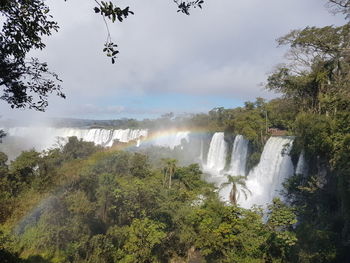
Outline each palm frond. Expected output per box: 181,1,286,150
222,174,252,205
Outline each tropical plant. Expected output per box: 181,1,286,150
221,175,251,205
161,158,178,189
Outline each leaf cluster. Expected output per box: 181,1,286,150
174,0,204,15
94,2,134,23
0,0,65,111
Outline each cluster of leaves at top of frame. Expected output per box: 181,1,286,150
0,0,59,58
93,1,134,23
92,1,205,63
93,1,134,64
175,0,204,15
328,0,350,18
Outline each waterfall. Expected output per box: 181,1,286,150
106,129,148,147
205,132,227,174
228,135,249,176
199,138,204,162
296,151,308,176
238,136,294,209
84,129,113,145
218,135,248,203
6,127,148,150
147,131,190,149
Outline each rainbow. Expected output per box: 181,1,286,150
13,127,216,231
108,127,215,151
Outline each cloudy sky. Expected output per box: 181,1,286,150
0,0,345,121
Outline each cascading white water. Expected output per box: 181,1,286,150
199,138,204,162
296,151,308,176
229,135,249,176
238,136,295,209
5,127,148,151
106,129,148,147
219,135,249,202
204,132,227,174
146,131,190,149
84,129,113,145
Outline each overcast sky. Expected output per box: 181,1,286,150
0,0,345,121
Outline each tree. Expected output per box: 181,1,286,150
8,149,40,194
96,173,118,224
0,130,6,142
174,163,203,191
265,198,297,262
130,153,151,178
266,24,350,114
62,136,100,160
327,0,350,18
121,218,166,263
162,158,178,189
0,152,10,223
191,203,268,262
0,152,8,175
92,0,204,64
220,175,251,205
0,0,65,111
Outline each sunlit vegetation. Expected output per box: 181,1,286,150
0,139,297,262
1,0,350,262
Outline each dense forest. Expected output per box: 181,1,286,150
0,138,298,263
1,0,350,263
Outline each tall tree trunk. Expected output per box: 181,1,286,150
168,167,172,189
230,185,237,205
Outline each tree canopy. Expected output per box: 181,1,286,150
0,0,64,111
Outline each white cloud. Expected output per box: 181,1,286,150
1,0,345,119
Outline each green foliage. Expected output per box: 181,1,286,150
0,151,9,176
266,98,298,130
0,144,300,263
94,2,134,23
0,0,64,111
221,175,251,205
266,198,297,261
190,202,268,262
161,158,177,189
130,153,152,178
0,153,10,222
293,113,334,157
2,1,350,262
62,136,101,161
266,16,350,262
7,150,40,194
327,0,350,18
174,0,204,15
93,0,134,64
120,218,166,263
174,163,205,191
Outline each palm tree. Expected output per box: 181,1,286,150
161,158,177,189
221,175,251,205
